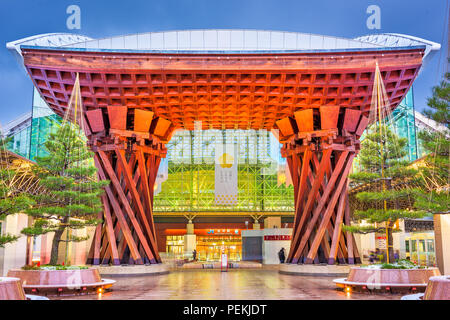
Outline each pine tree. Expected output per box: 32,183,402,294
345,125,425,263
21,123,108,265
356,124,409,173
414,71,449,214
0,139,35,247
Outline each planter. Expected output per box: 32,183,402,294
7,267,115,295
0,277,26,300
279,263,352,276
347,267,440,285
333,267,441,293
423,276,450,300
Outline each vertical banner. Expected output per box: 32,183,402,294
215,143,238,205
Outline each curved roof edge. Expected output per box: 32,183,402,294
19,43,426,56
6,33,93,70
355,33,441,67
8,30,440,71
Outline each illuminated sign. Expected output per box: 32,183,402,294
166,228,242,236
207,229,240,235
264,235,291,241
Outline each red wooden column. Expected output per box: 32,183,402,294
85,107,173,265
275,106,367,265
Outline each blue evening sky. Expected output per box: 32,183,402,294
0,0,448,125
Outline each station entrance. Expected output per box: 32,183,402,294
166,229,243,262
196,235,242,262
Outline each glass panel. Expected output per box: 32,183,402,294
6,123,31,158
30,88,62,161
427,239,435,253
405,240,410,252
230,30,244,48
163,31,177,49
204,30,218,49
419,240,426,252
411,240,417,252
385,89,418,161
428,253,436,266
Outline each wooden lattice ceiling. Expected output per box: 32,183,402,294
22,47,424,132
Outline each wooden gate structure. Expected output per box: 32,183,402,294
85,107,173,264
18,43,424,265
275,108,367,264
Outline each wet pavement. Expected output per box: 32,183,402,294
53,267,404,300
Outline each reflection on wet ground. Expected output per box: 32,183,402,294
53,268,403,300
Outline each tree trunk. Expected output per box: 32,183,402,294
49,228,64,265
387,225,395,263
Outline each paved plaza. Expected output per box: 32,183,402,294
53,267,403,300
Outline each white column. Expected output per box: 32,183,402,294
398,220,406,259
434,214,450,275
184,222,196,259
1,213,29,275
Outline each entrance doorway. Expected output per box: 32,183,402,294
166,235,185,259
196,235,241,261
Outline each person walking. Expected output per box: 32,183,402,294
192,249,197,261
278,248,286,264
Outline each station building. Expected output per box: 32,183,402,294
1,30,444,271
